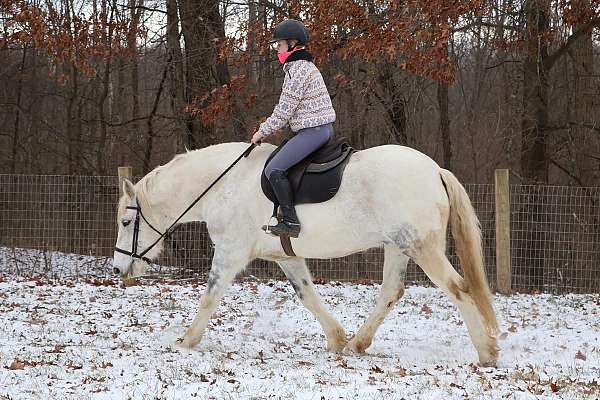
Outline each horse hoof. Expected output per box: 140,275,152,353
346,336,370,354
327,338,347,353
176,337,198,349
479,359,497,368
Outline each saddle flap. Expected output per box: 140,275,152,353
261,135,354,205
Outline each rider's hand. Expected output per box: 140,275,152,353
251,131,264,145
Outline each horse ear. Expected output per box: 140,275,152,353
122,179,135,199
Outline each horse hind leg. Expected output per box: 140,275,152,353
414,247,499,366
347,244,408,354
277,257,347,353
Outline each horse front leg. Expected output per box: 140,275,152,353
277,257,347,352
178,248,249,348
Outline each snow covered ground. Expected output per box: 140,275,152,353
0,247,175,280
0,247,112,280
1,274,598,399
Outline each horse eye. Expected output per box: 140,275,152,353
122,219,131,227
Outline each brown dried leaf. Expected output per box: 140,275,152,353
298,360,313,367
336,356,353,370
46,345,65,354
121,278,140,288
575,351,586,361
248,282,258,294
28,318,48,326
257,350,265,363
8,359,26,370
421,304,433,315
371,365,383,373
67,361,82,370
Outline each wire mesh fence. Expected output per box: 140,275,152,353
0,174,598,293
0,175,117,279
510,185,600,293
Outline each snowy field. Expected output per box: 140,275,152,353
1,270,599,400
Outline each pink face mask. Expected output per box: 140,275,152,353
278,48,302,64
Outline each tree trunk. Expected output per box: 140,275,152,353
129,0,142,157
95,0,111,175
376,65,407,145
65,63,80,174
178,0,230,148
26,48,40,173
11,46,27,173
571,0,597,186
257,0,268,91
247,0,259,86
389,94,407,145
166,0,188,152
437,82,451,169
144,62,169,173
520,0,550,184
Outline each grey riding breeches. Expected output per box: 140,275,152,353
264,123,334,180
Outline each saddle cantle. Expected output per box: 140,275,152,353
261,136,354,205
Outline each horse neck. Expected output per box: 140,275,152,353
141,143,254,227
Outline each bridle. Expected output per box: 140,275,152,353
114,142,259,265
114,199,164,264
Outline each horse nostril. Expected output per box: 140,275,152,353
113,267,120,275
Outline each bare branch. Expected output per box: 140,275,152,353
454,21,520,33
546,17,600,70
117,3,167,15
549,158,584,186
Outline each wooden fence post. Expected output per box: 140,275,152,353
495,169,512,294
118,166,133,197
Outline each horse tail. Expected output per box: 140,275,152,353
439,169,499,334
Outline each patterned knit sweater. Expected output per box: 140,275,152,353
258,59,336,137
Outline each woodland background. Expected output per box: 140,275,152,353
1,0,599,185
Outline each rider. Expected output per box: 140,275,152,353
251,19,336,238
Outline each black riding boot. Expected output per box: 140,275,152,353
264,170,301,238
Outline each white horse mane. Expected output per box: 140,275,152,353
138,142,242,197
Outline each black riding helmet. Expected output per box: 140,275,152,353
270,19,310,48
